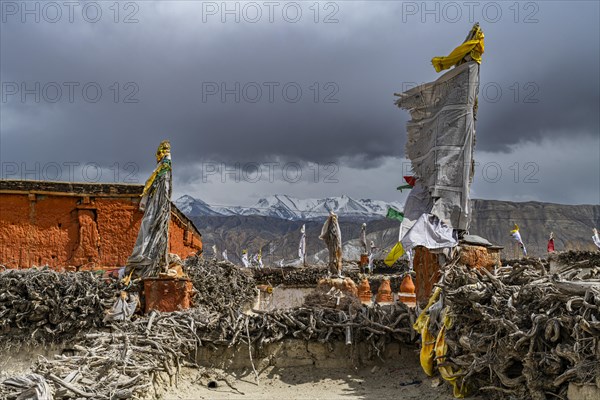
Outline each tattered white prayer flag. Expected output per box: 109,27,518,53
257,250,263,269
593,228,600,250
510,224,527,256
395,61,480,230
298,224,306,264
360,223,368,255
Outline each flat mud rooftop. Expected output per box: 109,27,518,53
1,252,599,399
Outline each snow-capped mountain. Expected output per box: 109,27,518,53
175,195,224,217
175,194,403,221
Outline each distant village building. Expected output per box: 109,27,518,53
0,180,202,270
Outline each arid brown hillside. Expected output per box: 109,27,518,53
192,199,600,263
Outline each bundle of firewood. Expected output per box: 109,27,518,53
183,256,256,313
1,302,416,399
252,266,329,286
0,268,120,346
252,265,410,293
436,259,600,399
1,258,419,399
0,256,256,346
303,277,361,310
371,258,409,272
555,250,600,272
0,307,216,400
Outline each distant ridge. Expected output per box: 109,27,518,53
179,195,600,261
176,194,404,221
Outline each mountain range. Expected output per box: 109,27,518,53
177,195,600,263
175,194,404,221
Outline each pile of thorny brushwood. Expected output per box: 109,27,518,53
252,261,411,293
0,257,415,399
4,250,598,400
424,253,600,399
183,256,256,313
0,268,120,344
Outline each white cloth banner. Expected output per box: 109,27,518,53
593,229,600,249
511,230,527,256
298,224,306,262
396,61,479,230
360,223,368,254
401,213,457,253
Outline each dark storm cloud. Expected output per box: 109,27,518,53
1,1,598,204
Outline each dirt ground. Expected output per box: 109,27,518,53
162,364,462,400
1,346,470,400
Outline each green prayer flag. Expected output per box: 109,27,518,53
386,207,404,222
396,184,413,192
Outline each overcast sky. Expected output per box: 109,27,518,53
1,1,598,207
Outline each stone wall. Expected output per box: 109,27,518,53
196,339,411,370
254,287,314,312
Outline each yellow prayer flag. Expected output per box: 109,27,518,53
383,241,404,266
431,24,484,73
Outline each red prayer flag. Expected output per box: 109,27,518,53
547,238,555,253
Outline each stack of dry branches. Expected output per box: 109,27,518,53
183,256,256,313
0,268,120,346
1,302,415,399
0,307,216,399
252,266,409,293
437,259,600,399
0,256,256,347
252,266,329,286
1,258,417,399
303,284,362,310
555,250,600,273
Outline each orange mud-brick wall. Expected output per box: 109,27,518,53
0,180,202,270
